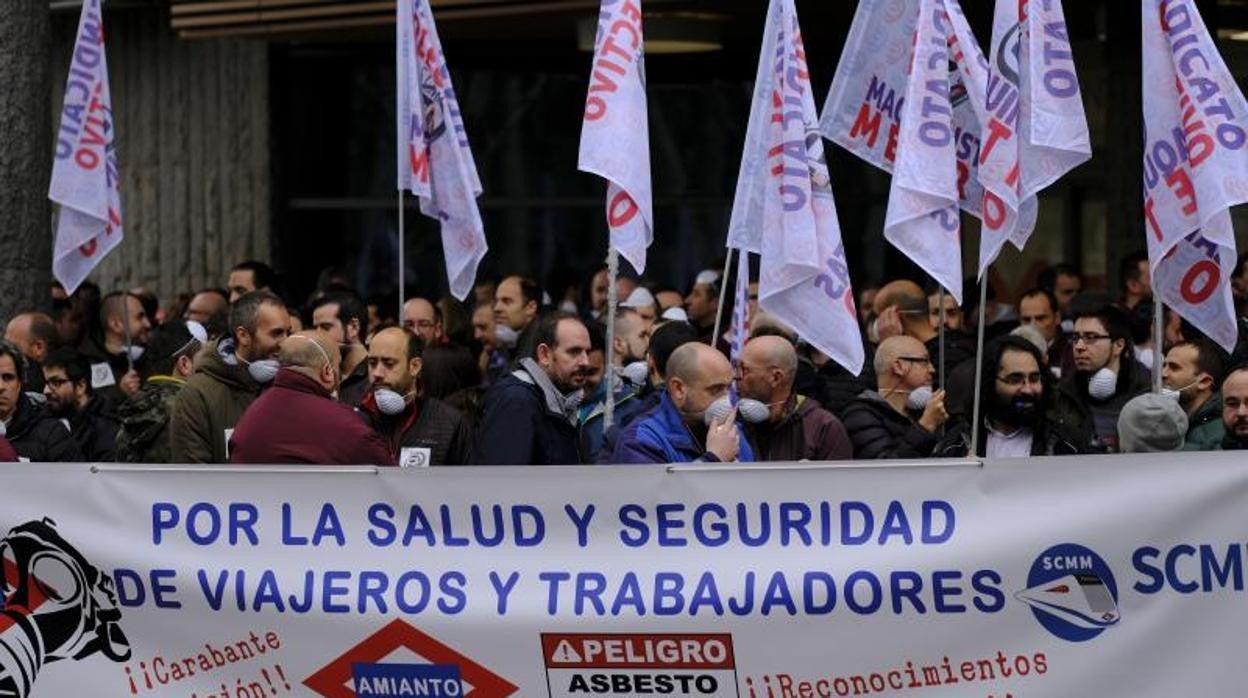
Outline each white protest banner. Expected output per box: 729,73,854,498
726,0,863,375
1141,0,1246,351
397,0,487,301
578,0,653,274
5,454,1248,696
977,0,1091,276
48,0,122,295
821,0,987,220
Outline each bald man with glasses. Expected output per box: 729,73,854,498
842,336,948,459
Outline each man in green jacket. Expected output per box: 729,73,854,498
169,291,289,463
117,320,204,463
1162,339,1226,451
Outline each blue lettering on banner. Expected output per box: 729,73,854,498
352,663,463,697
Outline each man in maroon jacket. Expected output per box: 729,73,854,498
229,332,392,465
737,335,853,462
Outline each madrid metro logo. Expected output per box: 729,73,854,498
1016,543,1120,643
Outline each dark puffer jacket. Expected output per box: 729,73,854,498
6,393,81,462
841,390,939,459
357,392,473,466
473,360,582,465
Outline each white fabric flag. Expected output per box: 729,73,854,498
726,0,864,375
883,0,966,303
1141,0,1246,351
397,0,487,300
578,0,653,274
976,0,1091,276
821,0,987,219
48,0,122,296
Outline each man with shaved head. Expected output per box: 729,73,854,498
737,336,851,462
841,335,948,459
357,327,472,466
5,312,58,392
229,331,391,465
870,279,973,387
612,342,754,463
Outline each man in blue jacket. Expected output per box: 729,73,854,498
612,342,753,464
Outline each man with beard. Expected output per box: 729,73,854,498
684,270,722,346
737,336,851,462
577,312,651,458
474,313,591,464
612,341,753,464
357,327,472,466
310,292,370,406
937,336,1086,457
80,291,151,402
1054,302,1150,452
1220,367,1248,450
170,290,290,463
42,348,120,462
1162,339,1226,451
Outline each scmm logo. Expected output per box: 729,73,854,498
1016,543,1120,643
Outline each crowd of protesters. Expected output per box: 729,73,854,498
4,251,1248,466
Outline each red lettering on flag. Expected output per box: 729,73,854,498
408,143,430,184
607,190,639,227
1144,197,1165,242
1181,259,1220,304
1165,168,1198,215
849,103,883,148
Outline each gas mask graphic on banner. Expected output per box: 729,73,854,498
0,518,131,697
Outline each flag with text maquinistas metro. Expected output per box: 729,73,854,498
48,0,122,296
881,0,987,304
820,0,988,224
976,0,1091,277
578,0,653,275
396,0,487,301
1141,0,1246,351
726,0,863,375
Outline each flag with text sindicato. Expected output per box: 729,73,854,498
726,0,863,375
397,0,487,300
976,0,1091,277
48,0,122,295
578,0,653,274
882,0,979,304
1141,0,1247,351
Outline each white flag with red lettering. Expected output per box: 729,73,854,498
977,0,1091,276
1141,0,1245,350
883,0,969,303
578,0,653,274
821,0,987,220
726,0,863,374
397,0,487,300
48,0,122,295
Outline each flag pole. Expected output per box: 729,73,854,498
1153,298,1164,393
711,248,736,343
121,292,134,373
969,278,988,458
398,191,406,323
604,246,619,429
938,286,947,390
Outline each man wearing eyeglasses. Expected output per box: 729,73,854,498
403,297,445,347
1054,303,1150,453
842,336,948,459
937,337,1086,458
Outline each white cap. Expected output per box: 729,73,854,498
621,287,656,309
661,307,689,322
695,270,721,287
